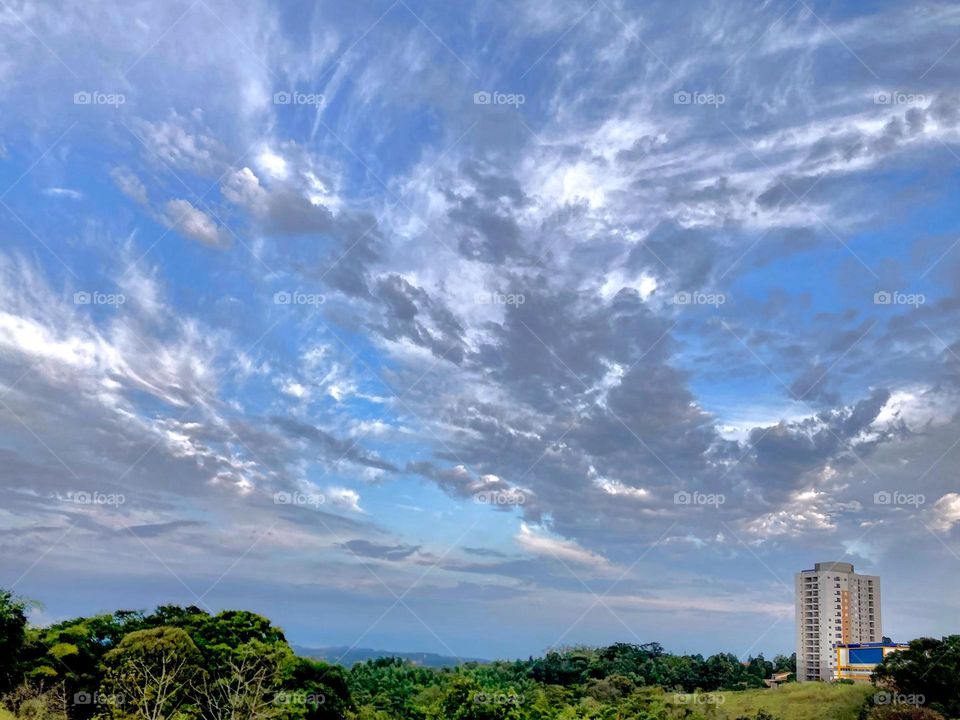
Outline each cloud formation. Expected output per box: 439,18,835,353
0,0,959,659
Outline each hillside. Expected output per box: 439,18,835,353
293,644,488,667
711,683,875,720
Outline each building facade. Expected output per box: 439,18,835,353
835,642,907,682
795,561,882,682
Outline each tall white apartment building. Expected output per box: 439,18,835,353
795,561,882,681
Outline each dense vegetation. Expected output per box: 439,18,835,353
0,590,350,720
1,590,956,720
871,636,960,719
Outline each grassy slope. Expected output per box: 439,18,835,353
714,683,875,720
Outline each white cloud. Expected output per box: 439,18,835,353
256,148,288,180
516,523,611,568
42,187,82,200
138,113,224,176
161,199,227,247
325,486,364,513
279,379,309,399
222,167,267,209
740,488,861,540
592,475,649,500
111,167,149,205
930,493,960,533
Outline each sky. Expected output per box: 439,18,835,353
1,0,959,661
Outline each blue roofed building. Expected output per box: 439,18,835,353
835,642,909,682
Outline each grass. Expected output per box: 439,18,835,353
712,682,875,720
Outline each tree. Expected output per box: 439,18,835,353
0,591,29,693
194,641,286,720
771,654,795,675
100,627,201,720
433,677,522,720
872,636,960,719
283,658,351,720
1,683,68,720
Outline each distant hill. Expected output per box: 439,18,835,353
293,644,487,667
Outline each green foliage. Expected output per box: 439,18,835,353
3,586,948,720
100,627,201,720
283,657,353,720
0,591,30,693
715,682,873,720
733,711,778,720
1,683,67,720
872,636,960,719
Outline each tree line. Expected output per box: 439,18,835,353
2,589,956,720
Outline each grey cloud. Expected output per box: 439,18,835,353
461,546,511,558
625,222,718,291
744,388,893,502
373,274,467,364
125,520,206,538
788,363,839,405
221,165,336,238
271,416,399,472
756,174,826,211
337,539,421,561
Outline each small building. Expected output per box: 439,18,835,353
764,671,792,688
834,642,908,682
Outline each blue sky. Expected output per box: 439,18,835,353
1,0,960,661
